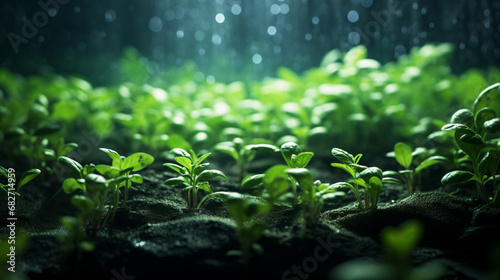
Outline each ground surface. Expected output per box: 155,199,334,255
1,157,499,280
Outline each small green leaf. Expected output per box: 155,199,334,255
197,181,212,193
194,153,211,167
473,83,500,115
175,157,192,172
129,174,143,184
165,176,187,186
71,195,95,212
331,148,355,164
292,152,314,168
171,148,192,160
99,148,122,168
415,156,448,173
478,150,500,178
441,170,476,185
62,178,85,194
285,168,314,192
241,174,264,189
95,165,121,178
381,219,423,258
215,145,239,161
197,169,226,181
246,144,280,152
0,166,8,178
17,169,41,191
281,142,302,167
122,152,154,172
394,142,413,169
163,163,185,174
475,108,497,133
58,156,83,179
84,174,107,195
33,123,61,136
382,177,403,184
458,133,483,145
450,109,474,128
359,167,383,182
331,163,357,178
441,123,470,131
484,118,500,134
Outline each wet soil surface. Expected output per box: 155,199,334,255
1,158,499,280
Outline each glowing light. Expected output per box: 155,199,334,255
252,54,262,64
267,26,277,36
347,10,359,23
148,17,163,32
231,4,242,15
215,13,225,23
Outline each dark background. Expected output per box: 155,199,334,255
1,0,499,85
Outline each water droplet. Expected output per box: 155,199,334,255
176,30,184,38
312,16,319,25
305,33,312,41
421,8,427,15
280,4,290,14
134,241,146,247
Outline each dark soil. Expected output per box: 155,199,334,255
1,158,499,280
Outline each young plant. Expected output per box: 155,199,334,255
331,148,395,210
95,148,154,208
441,83,500,204
58,156,128,231
225,192,270,275
285,168,346,227
0,166,41,196
57,195,95,278
385,142,448,196
215,137,279,182
164,148,226,210
280,142,314,205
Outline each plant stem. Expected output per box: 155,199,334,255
122,179,129,208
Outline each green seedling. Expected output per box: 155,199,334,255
58,196,95,279
164,148,227,210
380,219,424,280
0,166,41,196
285,168,346,227
95,148,154,208
215,137,279,182
225,192,270,275
58,156,128,231
441,83,500,204
385,142,448,196
280,142,314,205
331,148,395,210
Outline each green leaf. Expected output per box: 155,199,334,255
241,174,264,189
450,109,474,128
263,165,291,199
394,142,413,169
99,148,122,168
129,174,143,184
163,163,185,174
84,174,107,193
359,167,383,182
441,170,476,185
331,148,355,164
475,108,497,133
441,123,470,131
382,177,403,184
33,123,61,136
194,153,211,167
58,156,83,179
82,164,95,177
17,169,41,191
0,166,8,178
171,148,192,160
381,219,423,258
478,150,500,178
246,144,280,152
62,178,85,194
175,157,192,172
473,83,500,115
197,169,226,181
58,142,78,157
215,146,239,161
292,152,314,168
484,118,500,134
122,152,154,172
165,176,187,186
70,195,95,212
197,181,212,193
285,168,314,192
415,156,448,173
331,162,357,178
281,142,302,167
95,165,121,178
